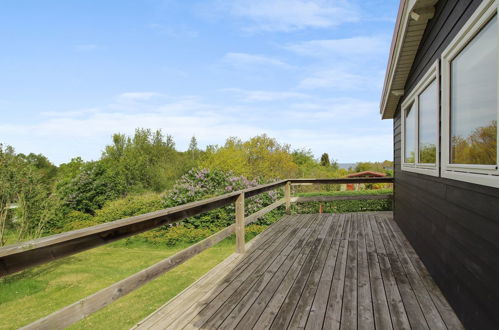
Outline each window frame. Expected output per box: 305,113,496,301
441,0,499,188
401,61,440,177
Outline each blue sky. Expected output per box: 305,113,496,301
0,0,397,165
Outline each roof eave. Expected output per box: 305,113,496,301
380,0,438,119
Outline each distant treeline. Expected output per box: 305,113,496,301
0,128,393,245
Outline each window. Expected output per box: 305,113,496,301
419,79,438,164
404,102,416,163
401,62,439,176
441,0,499,187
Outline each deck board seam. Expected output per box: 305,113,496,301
377,214,443,329
369,214,411,329
179,215,311,329
298,214,342,329
155,215,305,329
383,215,463,329
305,213,347,330
257,214,330,329
384,218,449,330
132,212,463,330
235,214,326,330
268,214,334,329
374,214,429,329
205,214,323,329
286,214,341,329
338,213,352,329
323,213,350,329
365,214,394,330
137,215,296,328
249,213,329,329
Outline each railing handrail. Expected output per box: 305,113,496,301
0,180,288,276
0,177,392,277
0,180,287,255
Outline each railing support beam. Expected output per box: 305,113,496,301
235,192,245,253
285,181,291,214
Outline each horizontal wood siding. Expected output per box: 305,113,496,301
393,0,499,329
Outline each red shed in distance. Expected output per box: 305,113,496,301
345,171,386,190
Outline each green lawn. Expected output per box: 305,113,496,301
0,236,242,330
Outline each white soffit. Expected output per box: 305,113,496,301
380,0,437,119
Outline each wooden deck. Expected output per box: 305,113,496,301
134,212,463,330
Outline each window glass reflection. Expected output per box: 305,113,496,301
405,102,416,163
419,79,438,163
450,16,497,165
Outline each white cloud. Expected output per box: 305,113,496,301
218,0,359,32
41,108,100,118
222,88,310,102
298,68,379,90
287,98,379,119
2,92,392,164
148,23,199,38
276,128,393,162
222,52,291,69
74,44,98,52
117,92,162,101
284,35,389,57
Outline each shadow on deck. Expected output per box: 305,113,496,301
134,212,463,330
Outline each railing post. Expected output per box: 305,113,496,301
235,192,245,253
285,181,291,215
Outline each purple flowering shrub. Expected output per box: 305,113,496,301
163,168,283,229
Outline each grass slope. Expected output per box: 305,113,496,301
0,237,242,329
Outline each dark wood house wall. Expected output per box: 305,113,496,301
393,0,499,329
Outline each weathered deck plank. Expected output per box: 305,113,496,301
305,214,346,330
134,212,463,330
202,214,323,329
163,215,307,330
254,214,329,329
221,215,321,329
364,213,393,330
357,213,374,330
233,215,324,330
287,215,338,329
369,214,411,330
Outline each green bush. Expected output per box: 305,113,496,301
59,193,164,233
94,192,164,224
128,223,270,248
245,224,267,237
133,226,216,247
60,211,96,232
56,161,125,215
163,169,282,229
54,185,280,248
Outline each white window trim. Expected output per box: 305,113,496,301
401,61,440,177
441,0,499,188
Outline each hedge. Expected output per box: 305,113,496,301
292,189,393,214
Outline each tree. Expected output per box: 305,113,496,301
201,135,299,180
188,136,199,152
451,121,496,165
186,136,203,165
0,144,52,244
56,161,124,215
320,153,330,167
18,153,58,181
101,128,181,192
354,161,393,175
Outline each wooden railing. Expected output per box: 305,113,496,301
0,177,393,329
